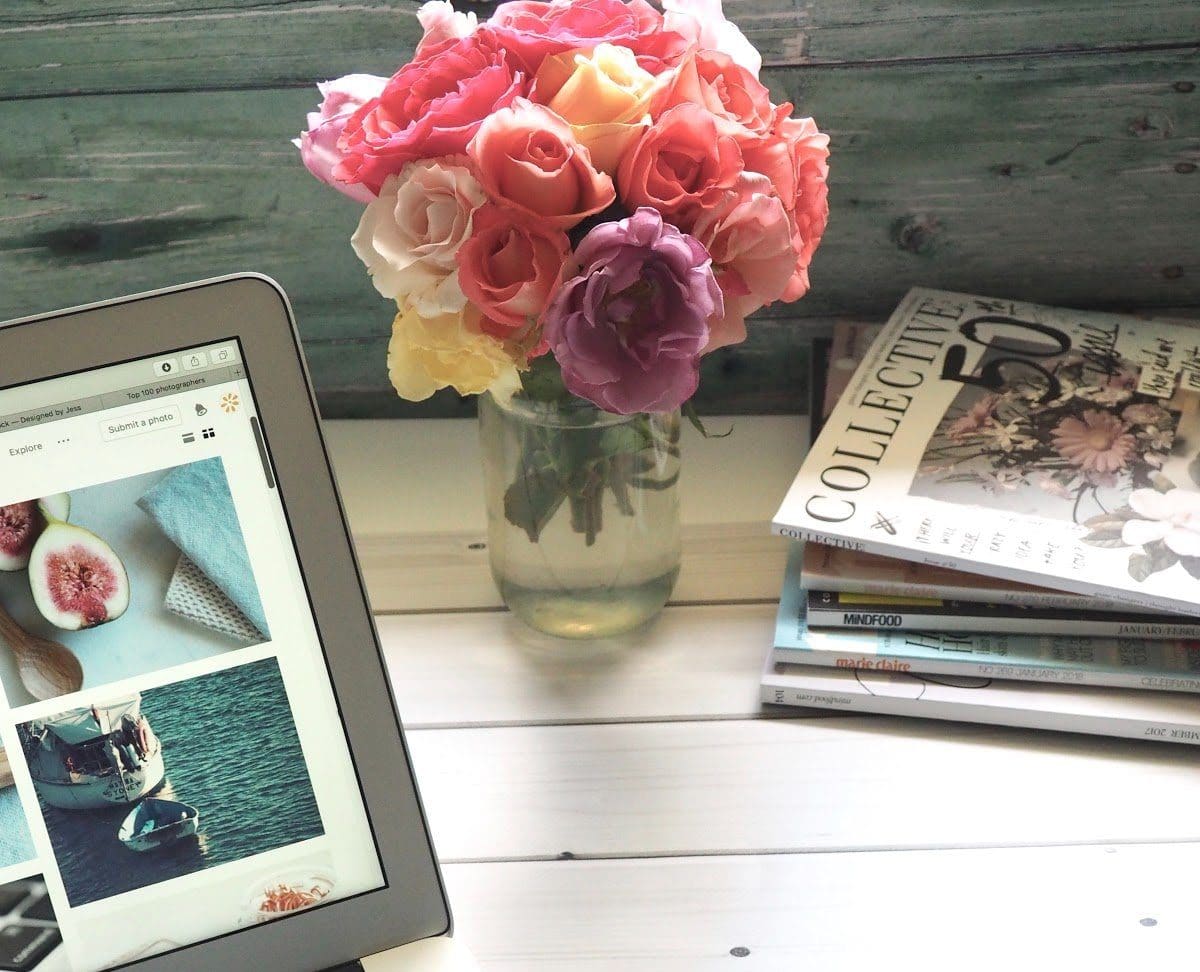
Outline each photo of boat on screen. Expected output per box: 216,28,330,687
17,658,324,906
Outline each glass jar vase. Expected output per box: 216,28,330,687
478,391,682,639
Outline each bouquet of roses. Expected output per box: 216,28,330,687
297,0,829,541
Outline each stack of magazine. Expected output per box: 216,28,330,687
768,289,1200,745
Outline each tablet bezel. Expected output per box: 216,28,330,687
0,274,451,971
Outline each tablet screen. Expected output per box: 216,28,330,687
0,342,386,970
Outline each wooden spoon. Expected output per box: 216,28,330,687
0,602,83,701
0,749,12,790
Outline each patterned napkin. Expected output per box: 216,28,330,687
137,457,268,636
165,554,264,645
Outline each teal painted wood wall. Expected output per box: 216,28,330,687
1,2,1197,417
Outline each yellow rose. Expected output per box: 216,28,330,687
533,43,656,176
387,303,521,402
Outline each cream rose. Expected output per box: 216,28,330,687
414,0,478,59
387,303,521,402
351,159,486,314
532,43,657,176
662,0,762,78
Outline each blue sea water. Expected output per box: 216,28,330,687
37,658,325,907
0,787,34,868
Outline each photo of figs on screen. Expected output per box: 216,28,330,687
0,457,269,707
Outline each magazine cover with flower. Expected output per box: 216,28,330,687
774,288,1200,616
295,0,829,551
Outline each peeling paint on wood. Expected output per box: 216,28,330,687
0,2,1197,416
2,1,1197,98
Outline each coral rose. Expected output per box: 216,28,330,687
543,208,722,414
650,50,782,149
388,303,522,402
690,174,796,352
487,0,689,76
662,0,762,78
335,28,525,195
351,160,486,314
532,43,656,176
618,102,744,233
414,1,478,60
294,74,387,204
457,203,570,336
742,115,830,300
468,98,615,229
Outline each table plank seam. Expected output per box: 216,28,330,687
402,711,836,732
437,836,1200,867
372,596,781,618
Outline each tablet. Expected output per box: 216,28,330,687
0,275,450,971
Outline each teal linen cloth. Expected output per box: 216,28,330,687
138,458,268,636
0,789,34,868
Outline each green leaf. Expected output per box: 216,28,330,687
1082,509,1138,530
1128,540,1179,581
1128,552,1155,582
682,401,732,438
503,464,565,543
1080,528,1129,548
607,454,636,516
1149,471,1177,494
519,356,573,405
599,424,650,458
1144,539,1180,574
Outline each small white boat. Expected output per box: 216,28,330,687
118,798,200,852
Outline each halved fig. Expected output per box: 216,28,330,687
29,521,129,630
0,494,71,571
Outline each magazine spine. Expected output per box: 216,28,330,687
803,606,1200,640
758,672,1200,746
770,646,1200,694
801,572,1127,612
770,522,1191,616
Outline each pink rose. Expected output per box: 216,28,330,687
414,1,478,60
690,174,796,351
742,115,830,300
294,74,388,203
650,51,783,149
488,0,689,76
457,203,570,337
335,28,526,195
617,102,744,233
661,0,762,78
468,98,615,229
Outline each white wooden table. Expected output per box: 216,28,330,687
326,417,1199,971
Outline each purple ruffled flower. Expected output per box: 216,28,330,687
543,208,723,414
